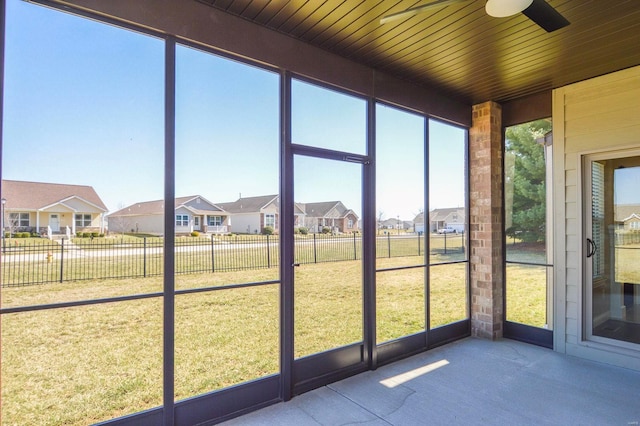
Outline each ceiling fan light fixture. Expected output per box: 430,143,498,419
485,0,533,17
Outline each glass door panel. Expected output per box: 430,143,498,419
588,156,640,345
293,155,363,358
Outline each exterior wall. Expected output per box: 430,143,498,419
175,207,192,234
343,213,359,233
231,213,261,234
262,203,279,232
107,214,164,235
553,65,640,369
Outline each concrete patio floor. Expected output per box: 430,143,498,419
223,337,640,425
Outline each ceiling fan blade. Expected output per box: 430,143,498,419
522,0,570,32
380,0,469,25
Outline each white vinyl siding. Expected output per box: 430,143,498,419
554,65,640,368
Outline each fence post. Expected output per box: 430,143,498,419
387,233,391,258
313,233,317,264
211,234,215,273
59,238,65,283
143,237,147,277
266,234,271,268
418,232,421,256
353,232,357,260
444,232,447,254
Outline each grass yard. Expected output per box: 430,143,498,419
1,255,545,426
506,263,548,327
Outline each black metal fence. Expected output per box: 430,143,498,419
0,233,466,287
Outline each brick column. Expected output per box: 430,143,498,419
469,101,504,340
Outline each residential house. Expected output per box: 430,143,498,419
379,217,412,231
429,208,466,233
1,179,107,236
301,201,359,234
107,195,229,235
616,204,640,231
413,208,466,234
413,212,425,234
217,194,281,234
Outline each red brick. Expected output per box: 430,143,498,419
469,101,503,340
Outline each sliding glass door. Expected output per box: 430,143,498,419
585,152,640,347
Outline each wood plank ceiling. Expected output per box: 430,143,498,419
196,0,640,104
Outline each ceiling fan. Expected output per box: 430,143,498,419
380,0,570,33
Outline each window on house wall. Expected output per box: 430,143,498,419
176,214,189,227
75,214,92,227
208,216,222,226
591,160,605,278
504,119,553,330
264,213,275,228
9,212,29,227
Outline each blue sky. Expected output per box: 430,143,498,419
2,0,466,220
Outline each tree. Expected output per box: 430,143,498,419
505,119,551,243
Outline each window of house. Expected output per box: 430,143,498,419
9,212,29,227
348,218,354,228
208,216,222,226
176,214,189,227
75,214,92,227
264,214,275,228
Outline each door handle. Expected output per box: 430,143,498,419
586,238,597,258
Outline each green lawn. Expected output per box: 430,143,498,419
1,253,542,426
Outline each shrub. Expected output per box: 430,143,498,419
91,232,100,238
299,227,308,235
293,227,300,235
99,233,105,238
262,226,274,235
321,226,331,234
190,231,200,237
4,232,10,239
17,232,30,238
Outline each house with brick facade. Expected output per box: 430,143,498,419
1,179,107,237
301,201,359,234
216,194,355,234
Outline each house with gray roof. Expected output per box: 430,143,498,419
413,207,466,234
217,194,280,235
216,194,307,234
301,201,359,234
107,195,228,235
1,179,108,237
